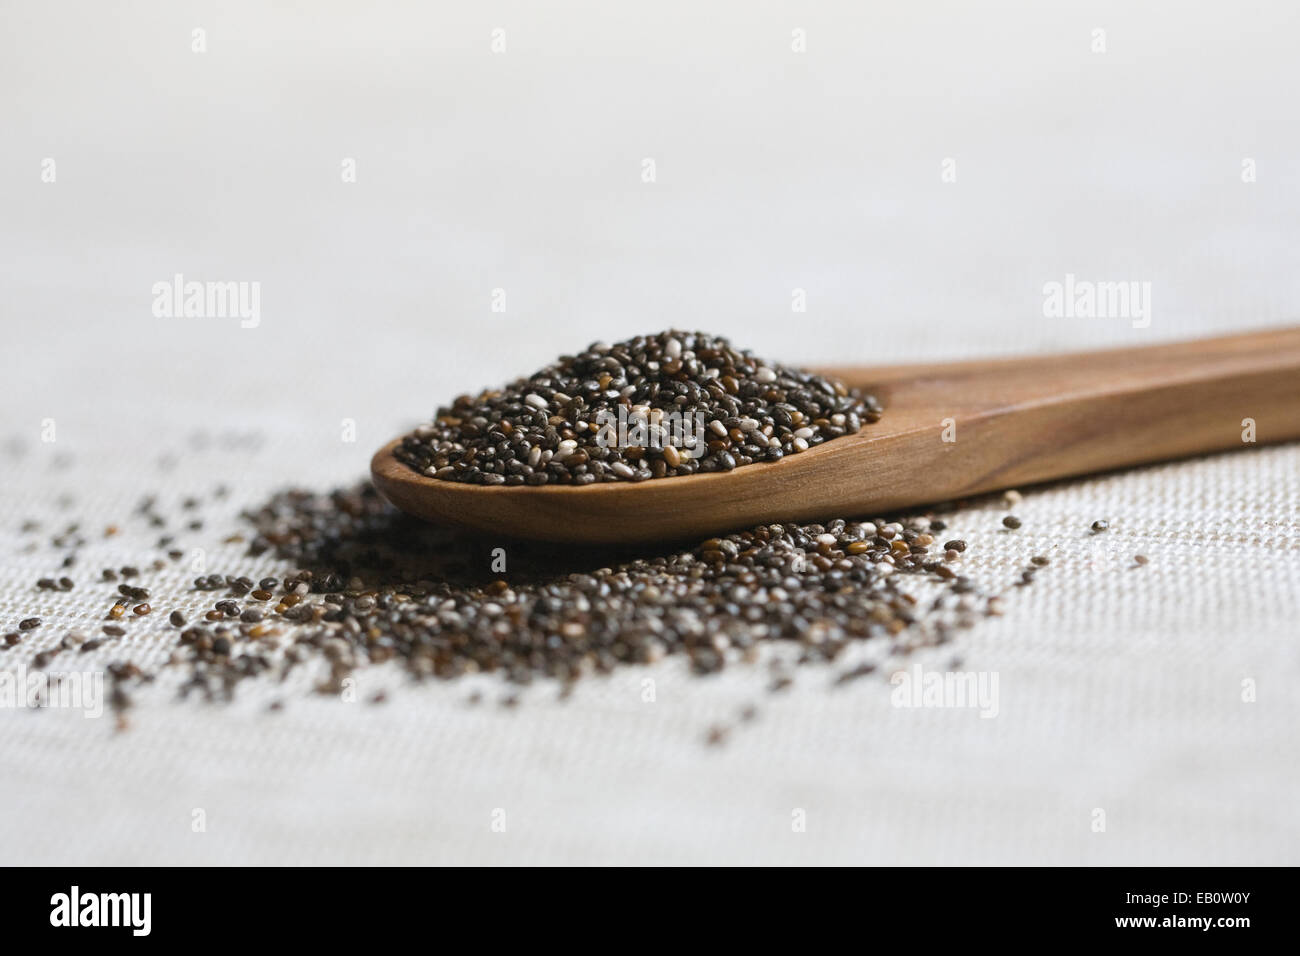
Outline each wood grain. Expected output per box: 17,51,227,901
371,327,1300,544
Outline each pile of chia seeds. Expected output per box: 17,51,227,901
394,330,882,484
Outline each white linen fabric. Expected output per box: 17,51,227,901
1,1,1297,865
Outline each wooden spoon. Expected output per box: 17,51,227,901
371,327,1300,545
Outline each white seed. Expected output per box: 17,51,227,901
524,393,548,410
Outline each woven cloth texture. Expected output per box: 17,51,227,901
2,2,1299,865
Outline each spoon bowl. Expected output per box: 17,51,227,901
372,328,1300,544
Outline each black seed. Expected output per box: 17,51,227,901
394,331,879,486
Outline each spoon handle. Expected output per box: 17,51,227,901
814,327,1300,509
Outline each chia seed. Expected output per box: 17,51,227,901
394,330,880,486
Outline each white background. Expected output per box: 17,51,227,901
1,2,1297,864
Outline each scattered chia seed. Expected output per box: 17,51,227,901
394,330,881,486
19,618,41,630
7,474,1032,723
1091,520,1109,533
1002,516,1021,530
